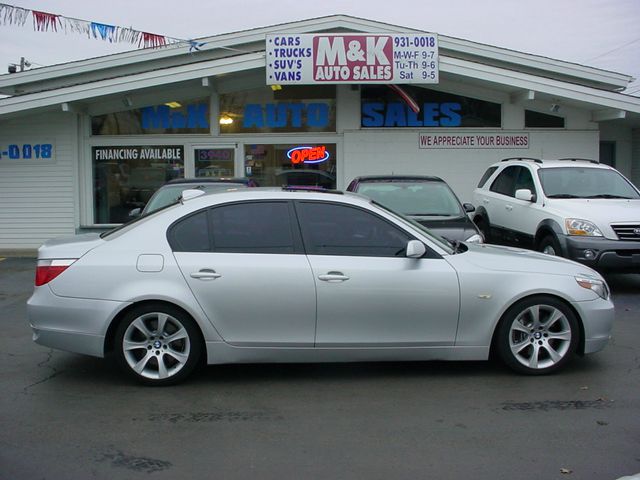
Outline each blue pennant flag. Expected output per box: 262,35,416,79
188,40,207,53
90,22,116,42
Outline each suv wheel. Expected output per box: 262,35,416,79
539,235,561,256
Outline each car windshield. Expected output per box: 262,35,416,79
356,181,464,217
143,183,246,214
539,167,640,199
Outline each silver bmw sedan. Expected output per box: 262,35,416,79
27,188,614,385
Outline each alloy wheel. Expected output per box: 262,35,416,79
122,312,191,380
508,304,572,370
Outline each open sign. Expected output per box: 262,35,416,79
287,145,330,164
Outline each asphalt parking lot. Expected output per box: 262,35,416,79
1,256,639,480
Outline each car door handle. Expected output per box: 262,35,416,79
190,269,222,280
318,272,350,282
483,199,489,204
505,205,513,211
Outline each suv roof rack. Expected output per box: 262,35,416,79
556,158,599,165
500,157,543,164
281,186,343,194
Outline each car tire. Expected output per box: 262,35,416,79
114,303,203,385
496,296,579,375
474,216,491,243
539,235,562,256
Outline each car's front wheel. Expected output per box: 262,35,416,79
496,296,579,375
114,304,203,385
539,234,561,256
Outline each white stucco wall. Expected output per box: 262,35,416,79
599,122,634,181
342,129,599,203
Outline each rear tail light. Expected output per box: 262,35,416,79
35,259,77,286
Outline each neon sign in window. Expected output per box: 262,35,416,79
287,145,330,164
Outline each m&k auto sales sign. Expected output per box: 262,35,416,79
266,33,439,85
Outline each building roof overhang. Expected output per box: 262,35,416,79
0,14,638,124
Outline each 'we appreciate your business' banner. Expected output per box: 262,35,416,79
266,33,439,85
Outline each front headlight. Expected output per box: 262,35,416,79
575,276,610,300
565,218,603,237
465,233,483,244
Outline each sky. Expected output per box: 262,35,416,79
0,0,639,95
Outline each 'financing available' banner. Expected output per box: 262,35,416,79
266,33,439,85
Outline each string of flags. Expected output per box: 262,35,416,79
0,2,205,50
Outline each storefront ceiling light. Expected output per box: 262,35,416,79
164,101,182,108
219,115,234,125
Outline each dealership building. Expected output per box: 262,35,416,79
1,15,639,252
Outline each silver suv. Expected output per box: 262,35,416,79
473,157,640,272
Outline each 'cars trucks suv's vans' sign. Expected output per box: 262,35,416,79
266,33,439,85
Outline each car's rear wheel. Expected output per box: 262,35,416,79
497,296,578,375
115,304,202,385
539,235,561,256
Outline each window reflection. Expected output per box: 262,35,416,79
93,146,184,224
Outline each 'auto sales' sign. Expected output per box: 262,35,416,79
266,33,438,85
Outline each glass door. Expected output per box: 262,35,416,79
194,146,236,178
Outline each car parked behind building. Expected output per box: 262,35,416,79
473,158,640,272
347,175,483,243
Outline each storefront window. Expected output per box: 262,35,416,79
195,148,235,177
220,85,336,134
525,110,565,128
91,99,210,135
244,144,336,188
93,145,184,224
361,86,501,128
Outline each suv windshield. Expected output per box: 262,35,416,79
357,181,463,217
539,167,640,199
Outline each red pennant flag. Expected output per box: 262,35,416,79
388,84,420,114
139,32,168,48
32,10,60,32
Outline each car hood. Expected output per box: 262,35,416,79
545,198,640,223
412,216,480,242
457,243,600,277
37,233,105,259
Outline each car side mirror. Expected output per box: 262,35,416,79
128,208,142,218
463,203,475,213
515,189,536,202
406,240,426,258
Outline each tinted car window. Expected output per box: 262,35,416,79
296,202,411,257
477,166,498,188
169,210,210,252
490,166,519,196
514,167,536,194
210,202,297,253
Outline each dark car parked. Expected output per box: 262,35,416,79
347,175,483,243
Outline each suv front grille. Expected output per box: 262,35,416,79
611,224,640,241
